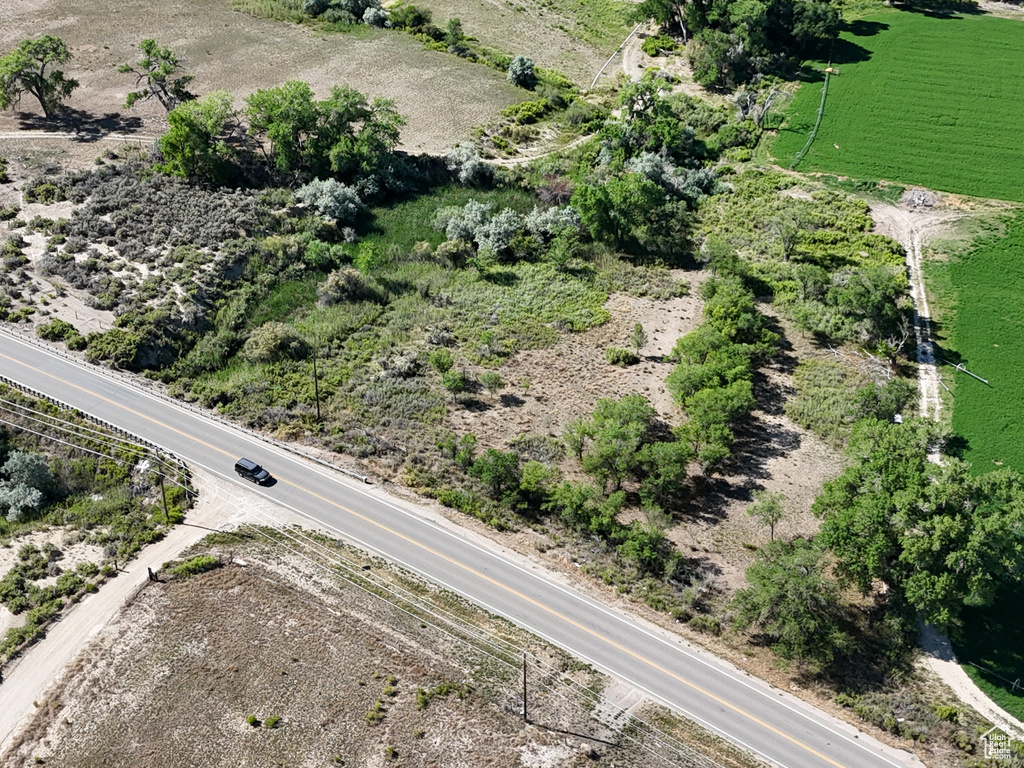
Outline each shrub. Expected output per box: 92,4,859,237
363,6,387,26
318,267,367,305
641,35,678,56
85,328,141,370
689,614,722,635
390,4,431,29
25,181,64,204
605,347,639,367
502,99,548,125
444,143,493,187
168,554,221,578
507,56,536,89
563,100,606,129
242,322,307,363
37,318,82,344
295,178,364,225
264,714,281,728
246,714,259,727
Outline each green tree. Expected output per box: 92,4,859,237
245,80,320,173
747,490,787,542
572,173,666,251
899,464,1024,627
0,35,78,117
119,39,195,112
442,369,467,399
427,348,454,374
316,86,406,180
519,460,557,508
479,371,504,394
733,538,849,670
469,449,521,501
158,90,236,182
244,82,405,181
563,418,593,461
813,418,939,595
637,439,694,508
581,394,656,491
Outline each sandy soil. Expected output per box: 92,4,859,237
0,0,523,154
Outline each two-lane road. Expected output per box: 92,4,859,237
0,330,923,768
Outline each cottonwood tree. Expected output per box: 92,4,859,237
0,35,78,117
119,39,196,112
158,90,238,182
814,417,1024,627
245,81,405,181
733,538,849,669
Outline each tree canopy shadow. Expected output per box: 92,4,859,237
16,108,145,141
891,0,983,16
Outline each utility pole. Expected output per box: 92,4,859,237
523,653,528,723
159,474,169,525
312,348,322,422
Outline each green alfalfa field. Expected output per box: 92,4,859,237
772,11,1024,202
933,214,1024,475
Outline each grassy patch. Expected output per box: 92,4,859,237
954,579,1024,723
772,13,1024,201
939,214,1024,473
230,0,307,22
361,185,538,253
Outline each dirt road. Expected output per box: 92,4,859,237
870,202,961,421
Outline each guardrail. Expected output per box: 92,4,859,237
0,370,190,486
0,325,372,485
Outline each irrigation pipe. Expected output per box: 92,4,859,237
788,39,836,170
590,22,644,90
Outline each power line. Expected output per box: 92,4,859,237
199,481,731,768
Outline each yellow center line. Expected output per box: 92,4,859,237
3,351,849,768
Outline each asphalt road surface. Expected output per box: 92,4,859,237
0,330,923,768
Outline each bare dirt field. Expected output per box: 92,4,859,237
0,0,523,154
0,527,762,768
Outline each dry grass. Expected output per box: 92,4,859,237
404,0,633,83
0,0,523,153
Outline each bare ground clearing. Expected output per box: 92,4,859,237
0,0,523,154
0,522,764,768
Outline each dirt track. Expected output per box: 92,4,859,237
869,201,962,421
